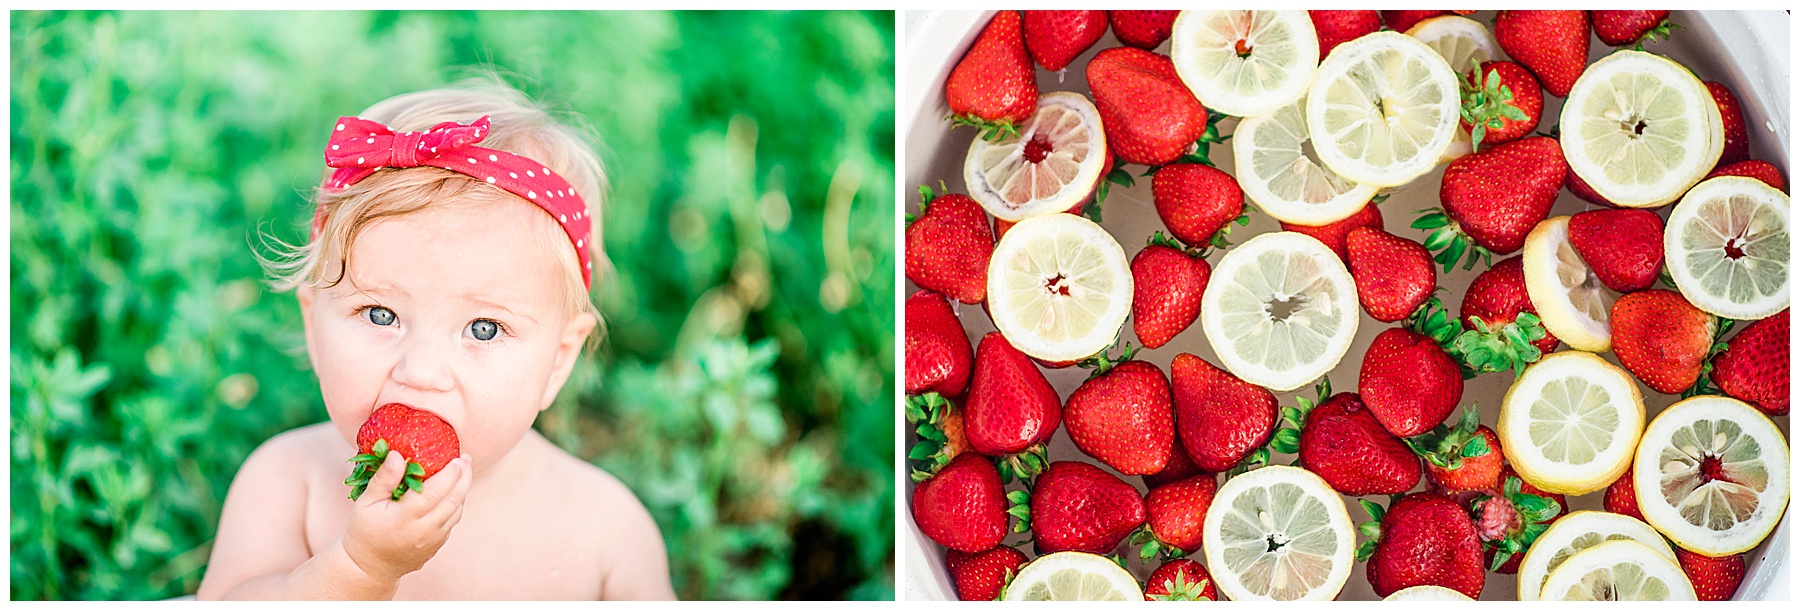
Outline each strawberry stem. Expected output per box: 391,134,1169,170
949,112,1021,143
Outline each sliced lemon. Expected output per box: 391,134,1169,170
986,213,1132,363
1232,99,1379,225
1199,231,1358,392
1560,50,1724,208
1306,31,1461,187
965,91,1108,222
1664,176,1791,321
1633,396,1790,556
1517,510,1676,601
1002,551,1144,601
1203,465,1355,601
1541,540,1696,600
1406,15,1503,76
1498,351,1645,495
1384,585,1474,601
1522,216,1619,352
1169,10,1318,118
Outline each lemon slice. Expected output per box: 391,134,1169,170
1517,510,1676,601
1560,50,1724,208
1522,216,1619,352
965,91,1108,222
1199,232,1358,392
1384,585,1474,601
1306,31,1461,187
1498,351,1645,495
1233,99,1379,225
1663,176,1792,321
1169,10,1319,118
1203,465,1355,601
1001,551,1144,601
986,213,1132,363
1541,540,1697,601
1406,15,1503,76
1633,395,1790,557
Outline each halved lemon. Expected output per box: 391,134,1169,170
987,213,1132,363
1517,510,1675,601
1169,10,1319,118
1540,540,1697,601
1633,396,1790,557
965,91,1108,222
1199,231,1358,392
1522,216,1619,352
1384,585,1474,601
1203,465,1355,601
1664,176,1791,321
1306,31,1461,187
1560,50,1724,208
1406,15,1503,76
1001,551,1144,601
1232,99,1379,225
1498,351,1645,495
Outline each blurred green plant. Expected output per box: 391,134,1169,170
10,10,894,600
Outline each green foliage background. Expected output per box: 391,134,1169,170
10,11,895,600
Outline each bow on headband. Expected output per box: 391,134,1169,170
319,115,595,288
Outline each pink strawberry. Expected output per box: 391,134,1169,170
1153,163,1244,248
1064,348,1175,476
1593,10,1675,47
1381,10,1453,33
1710,308,1788,415
1131,233,1211,349
1707,81,1751,168
1611,290,1717,395
1460,61,1543,151
1282,199,1385,263
1023,10,1107,72
1420,136,1566,267
1310,10,1380,62
1346,227,1436,322
946,11,1037,140
906,188,995,304
905,290,974,397
963,332,1061,479
1171,353,1278,473
1604,467,1645,521
1144,559,1217,601
1359,328,1464,438
1087,47,1209,167
1132,474,1218,560
1359,493,1486,599
946,545,1028,601
1494,10,1590,98
1707,160,1788,193
911,453,1009,553
1472,473,1566,574
1567,209,1665,293
1109,10,1178,50
1283,388,1422,497
1025,461,1147,555
1677,548,1747,601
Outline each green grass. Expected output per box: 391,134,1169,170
10,10,894,600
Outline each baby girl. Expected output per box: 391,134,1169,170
196,81,674,600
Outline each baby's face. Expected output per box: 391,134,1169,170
299,197,594,473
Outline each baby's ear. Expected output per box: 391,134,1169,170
539,313,597,411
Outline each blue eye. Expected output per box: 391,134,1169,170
469,319,499,341
366,306,396,326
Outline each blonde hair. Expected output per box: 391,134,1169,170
263,78,609,341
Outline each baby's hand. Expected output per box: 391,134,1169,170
341,450,472,583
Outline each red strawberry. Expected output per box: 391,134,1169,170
1566,168,1624,208
1132,474,1218,560
1422,136,1567,266
1460,61,1543,151
912,453,1010,553
1087,47,1209,167
1382,10,1453,33
1282,199,1385,263
906,189,995,304
1132,233,1211,349
1109,10,1178,50
946,11,1037,140
1710,308,1789,415
1472,473,1566,574
1567,209,1665,293
1023,10,1107,72
1142,433,1203,490
1593,10,1675,47
1411,409,1503,494
1707,81,1751,168
1610,290,1717,394
1708,160,1788,193
1459,256,1560,357
1025,460,1147,555
963,332,1061,479
1288,389,1423,496
1676,548,1747,601
1494,10,1590,98
1310,10,1380,62
347,403,460,501
1346,228,1436,322
946,545,1029,601
905,290,974,396
1603,467,1645,521
1143,558,1218,601
1153,163,1245,249
1171,353,1278,473
1360,493,1486,598
1360,328,1464,438
1064,349,1175,476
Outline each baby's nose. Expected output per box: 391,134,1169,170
389,332,456,393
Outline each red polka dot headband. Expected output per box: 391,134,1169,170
320,115,594,289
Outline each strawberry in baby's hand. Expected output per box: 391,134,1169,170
347,403,461,501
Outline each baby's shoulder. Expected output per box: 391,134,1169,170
236,422,349,481
532,447,652,521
